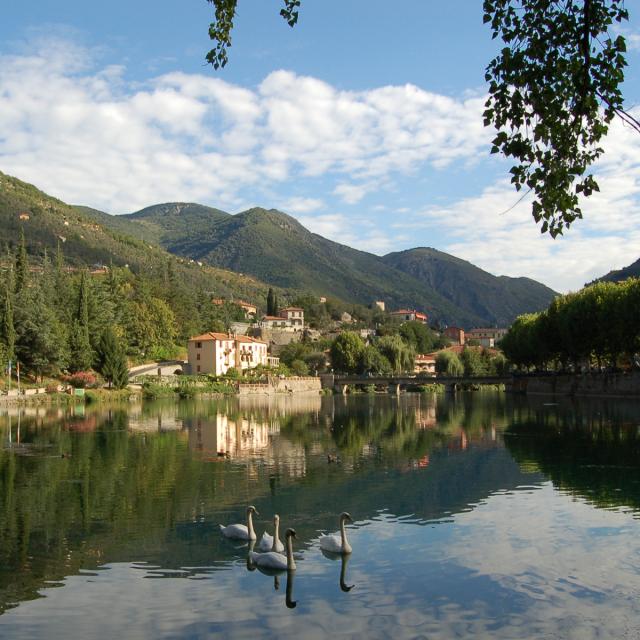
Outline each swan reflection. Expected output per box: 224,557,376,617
321,548,355,592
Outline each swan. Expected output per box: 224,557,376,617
319,512,353,554
249,529,297,571
219,505,259,540
257,514,285,552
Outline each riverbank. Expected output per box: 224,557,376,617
510,370,640,398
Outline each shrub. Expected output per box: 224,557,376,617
63,371,98,388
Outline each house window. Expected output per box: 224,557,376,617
196,341,202,349
196,353,200,361
197,365,201,372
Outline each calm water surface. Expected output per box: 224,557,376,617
1,392,640,639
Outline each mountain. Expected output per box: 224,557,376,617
1,169,554,327
109,205,473,323
597,257,640,283
0,172,271,304
382,247,557,327
87,202,557,327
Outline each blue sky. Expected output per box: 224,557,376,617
2,1,640,292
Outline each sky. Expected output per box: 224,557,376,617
2,1,640,293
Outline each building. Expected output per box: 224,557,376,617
443,326,465,346
259,307,304,332
466,328,507,348
280,307,304,329
188,332,268,376
389,309,428,324
374,300,386,311
414,354,436,376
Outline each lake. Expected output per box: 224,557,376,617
1,392,640,639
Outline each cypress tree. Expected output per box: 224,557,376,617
98,327,129,389
2,269,16,361
267,288,275,316
69,271,93,371
14,229,28,295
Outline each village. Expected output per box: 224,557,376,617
183,295,508,381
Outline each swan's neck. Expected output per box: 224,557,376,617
273,518,281,551
340,518,352,553
286,535,296,570
247,511,256,539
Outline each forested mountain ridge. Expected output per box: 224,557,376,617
1,169,557,328
0,171,271,304
383,247,557,327
596,257,640,284
96,202,558,327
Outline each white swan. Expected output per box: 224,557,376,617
319,512,353,554
219,505,258,540
258,514,285,552
249,529,297,571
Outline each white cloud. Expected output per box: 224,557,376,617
278,196,325,214
408,112,640,292
297,212,407,254
333,183,370,204
0,37,490,213
1,34,639,293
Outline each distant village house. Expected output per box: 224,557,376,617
260,307,304,332
466,328,507,348
443,326,465,346
389,309,428,324
414,354,436,376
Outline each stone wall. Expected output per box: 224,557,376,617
238,376,321,396
515,371,640,398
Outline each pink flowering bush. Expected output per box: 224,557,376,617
63,371,99,388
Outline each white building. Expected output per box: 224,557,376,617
259,307,305,332
188,332,268,376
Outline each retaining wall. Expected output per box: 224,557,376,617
238,377,321,396
518,371,640,398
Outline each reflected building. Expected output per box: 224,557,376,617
127,404,184,433
185,412,307,478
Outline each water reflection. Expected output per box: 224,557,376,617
0,393,639,638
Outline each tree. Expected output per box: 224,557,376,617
460,347,486,377
399,321,437,354
435,351,464,377
69,271,93,372
267,287,276,316
1,269,16,362
206,0,634,235
14,229,28,295
98,328,129,389
376,335,415,374
14,286,67,379
330,332,366,373
290,359,309,376
359,344,392,375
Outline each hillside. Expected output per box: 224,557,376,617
0,172,271,305
597,257,640,283
99,203,556,327
382,247,557,327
